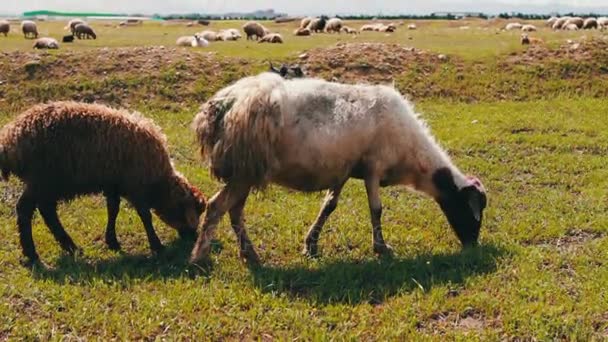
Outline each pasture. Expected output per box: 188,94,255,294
1,18,608,339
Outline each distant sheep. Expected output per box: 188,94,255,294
521,24,537,32
361,24,379,31
65,19,85,34
62,35,74,43
564,23,579,31
218,29,241,41
521,33,543,45
176,34,209,47
294,27,311,36
583,18,598,29
341,26,358,34
325,18,343,33
505,22,523,30
33,37,59,49
407,23,417,30
199,30,218,41
552,17,570,30
0,102,206,264
259,33,283,44
300,17,313,29
21,20,38,39
74,23,97,39
547,16,558,27
307,17,328,33
189,73,487,264
564,17,584,29
0,20,9,37
599,17,608,29
242,21,269,40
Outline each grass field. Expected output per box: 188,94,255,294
1,18,608,340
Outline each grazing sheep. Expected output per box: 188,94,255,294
325,18,343,33
520,33,543,45
65,19,84,34
552,16,570,30
176,34,209,47
294,27,311,36
547,16,559,27
0,102,206,264
505,22,523,30
0,20,9,37
199,30,218,41
379,24,396,33
33,37,59,49
62,35,74,43
407,23,417,30
74,23,97,39
259,33,283,44
341,26,358,34
242,21,269,40
521,24,537,32
190,73,487,264
307,16,328,33
300,17,313,29
564,23,579,31
583,18,598,29
564,17,584,29
361,24,379,31
598,17,608,30
21,20,38,39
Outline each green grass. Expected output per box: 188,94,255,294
1,18,608,340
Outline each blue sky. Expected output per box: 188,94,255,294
3,0,607,15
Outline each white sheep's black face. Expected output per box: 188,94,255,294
432,168,487,247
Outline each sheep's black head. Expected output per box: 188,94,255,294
432,167,487,247
153,174,206,240
269,62,305,79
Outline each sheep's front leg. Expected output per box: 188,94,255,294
38,201,80,255
104,193,121,251
228,191,259,264
17,189,38,264
190,183,250,264
132,202,163,254
303,182,345,257
364,176,393,256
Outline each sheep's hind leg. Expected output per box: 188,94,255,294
228,190,259,264
104,193,121,251
17,189,39,264
364,176,393,256
38,201,80,255
190,183,249,264
303,182,346,258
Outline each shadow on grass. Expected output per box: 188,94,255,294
250,244,506,305
31,238,220,285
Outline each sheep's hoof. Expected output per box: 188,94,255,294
302,244,320,259
106,238,121,251
373,243,394,258
240,247,261,266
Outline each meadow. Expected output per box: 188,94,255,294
0,18,608,339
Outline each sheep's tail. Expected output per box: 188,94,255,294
192,74,285,189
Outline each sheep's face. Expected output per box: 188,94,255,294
269,63,305,79
433,168,487,247
154,174,206,239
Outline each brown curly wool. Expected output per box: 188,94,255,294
0,101,206,264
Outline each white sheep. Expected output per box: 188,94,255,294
598,17,608,30
552,17,570,30
199,30,218,41
407,23,417,30
259,33,283,44
33,37,59,49
190,73,487,264
294,27,311,36
221,28,242,40
564,23,579,31
521,24,537,32
547,16,559,27
325,18,343,33
300,17,313,29
340,26,358,34
21,20,38,39
505,22,523,30
176,34,209,47
563,17,584,29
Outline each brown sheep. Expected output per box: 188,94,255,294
65,19,85,34
0,20,9,37
520,33,543,45
242,21,268,40
21,20,38,39
259,33,283,43
0,102,206,265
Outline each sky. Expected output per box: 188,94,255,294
3,0,608,16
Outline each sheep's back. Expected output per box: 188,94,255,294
0,102,173,192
